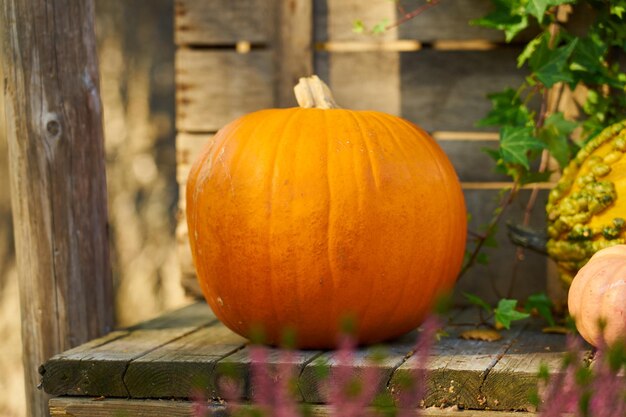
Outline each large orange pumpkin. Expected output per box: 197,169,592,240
186,76,467,348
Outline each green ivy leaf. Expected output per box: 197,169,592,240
352,19,365,34
611,2,626,18
529,38,578,87
525,292,555,326
518,170,552,186
471,0,529,42
372,19,389,34
499,126,545,169
477,89,533,128
526,0,550,22
482,147,502,162
463,292,492,314
539,112,577,169
484,225,499,248
476,252,490,265
494,299,530,329
571,33,606,74
527,0,575,21
518,35,543,68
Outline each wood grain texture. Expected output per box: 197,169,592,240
440,140,508,182
314,0,399,42
124,321,246,398
49,397,539,417
389,310,525,409
275,0,314,107
0,1,113,416
41,303,215,397
176,133,213,186
176,49,274,132
174,0,273,45
43,303,581,412
316,48,524,131
480,327,575,411
400,49,526,132
317,48,525,131
313,0,602,43
299,333,415,403
176,133,212,295
215,347,323,401
314,0,516,42
458,189,549,304
327,50,401,116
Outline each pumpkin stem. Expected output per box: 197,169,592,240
293,75,340,109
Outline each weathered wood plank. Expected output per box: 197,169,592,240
390,314,526,409
310,404,539,417
299,334,416,403
458,189,549,305
49,397,539,417
43,306,580,412
299,310,469,403
0,1,114,415
401,49,525,132
215,347,323,401
440,140,508,182
175,210,201,297
275,0,314,107
41,303,215,397
176,48,525,131
480,325,581,411
319,48,525,131
126,303,214,331
315,0,519,43
49,398,542,417
174,0,273,46
176,133,213,185
315,0,396,42
316,0,599,44
50,397,195,417
328,50,401,116
124,321,247,398
176,49,274,132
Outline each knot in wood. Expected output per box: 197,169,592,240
44,115,62,139
46,120,60,136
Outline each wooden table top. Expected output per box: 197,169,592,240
41,302,581,413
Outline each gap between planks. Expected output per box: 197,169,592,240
177,42,267,52
461,182,555,190
317,39,500,52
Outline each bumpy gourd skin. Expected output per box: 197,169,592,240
547,121,626,285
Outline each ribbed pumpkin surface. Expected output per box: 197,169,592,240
568,245,626,347
187,107,466,348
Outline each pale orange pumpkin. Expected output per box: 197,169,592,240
568,245,626,347
186,76,467,348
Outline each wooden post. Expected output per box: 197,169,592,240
0,1,114,416
275,0,313,107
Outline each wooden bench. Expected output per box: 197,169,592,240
42,302,577,416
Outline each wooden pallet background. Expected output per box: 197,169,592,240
174,0,576,302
